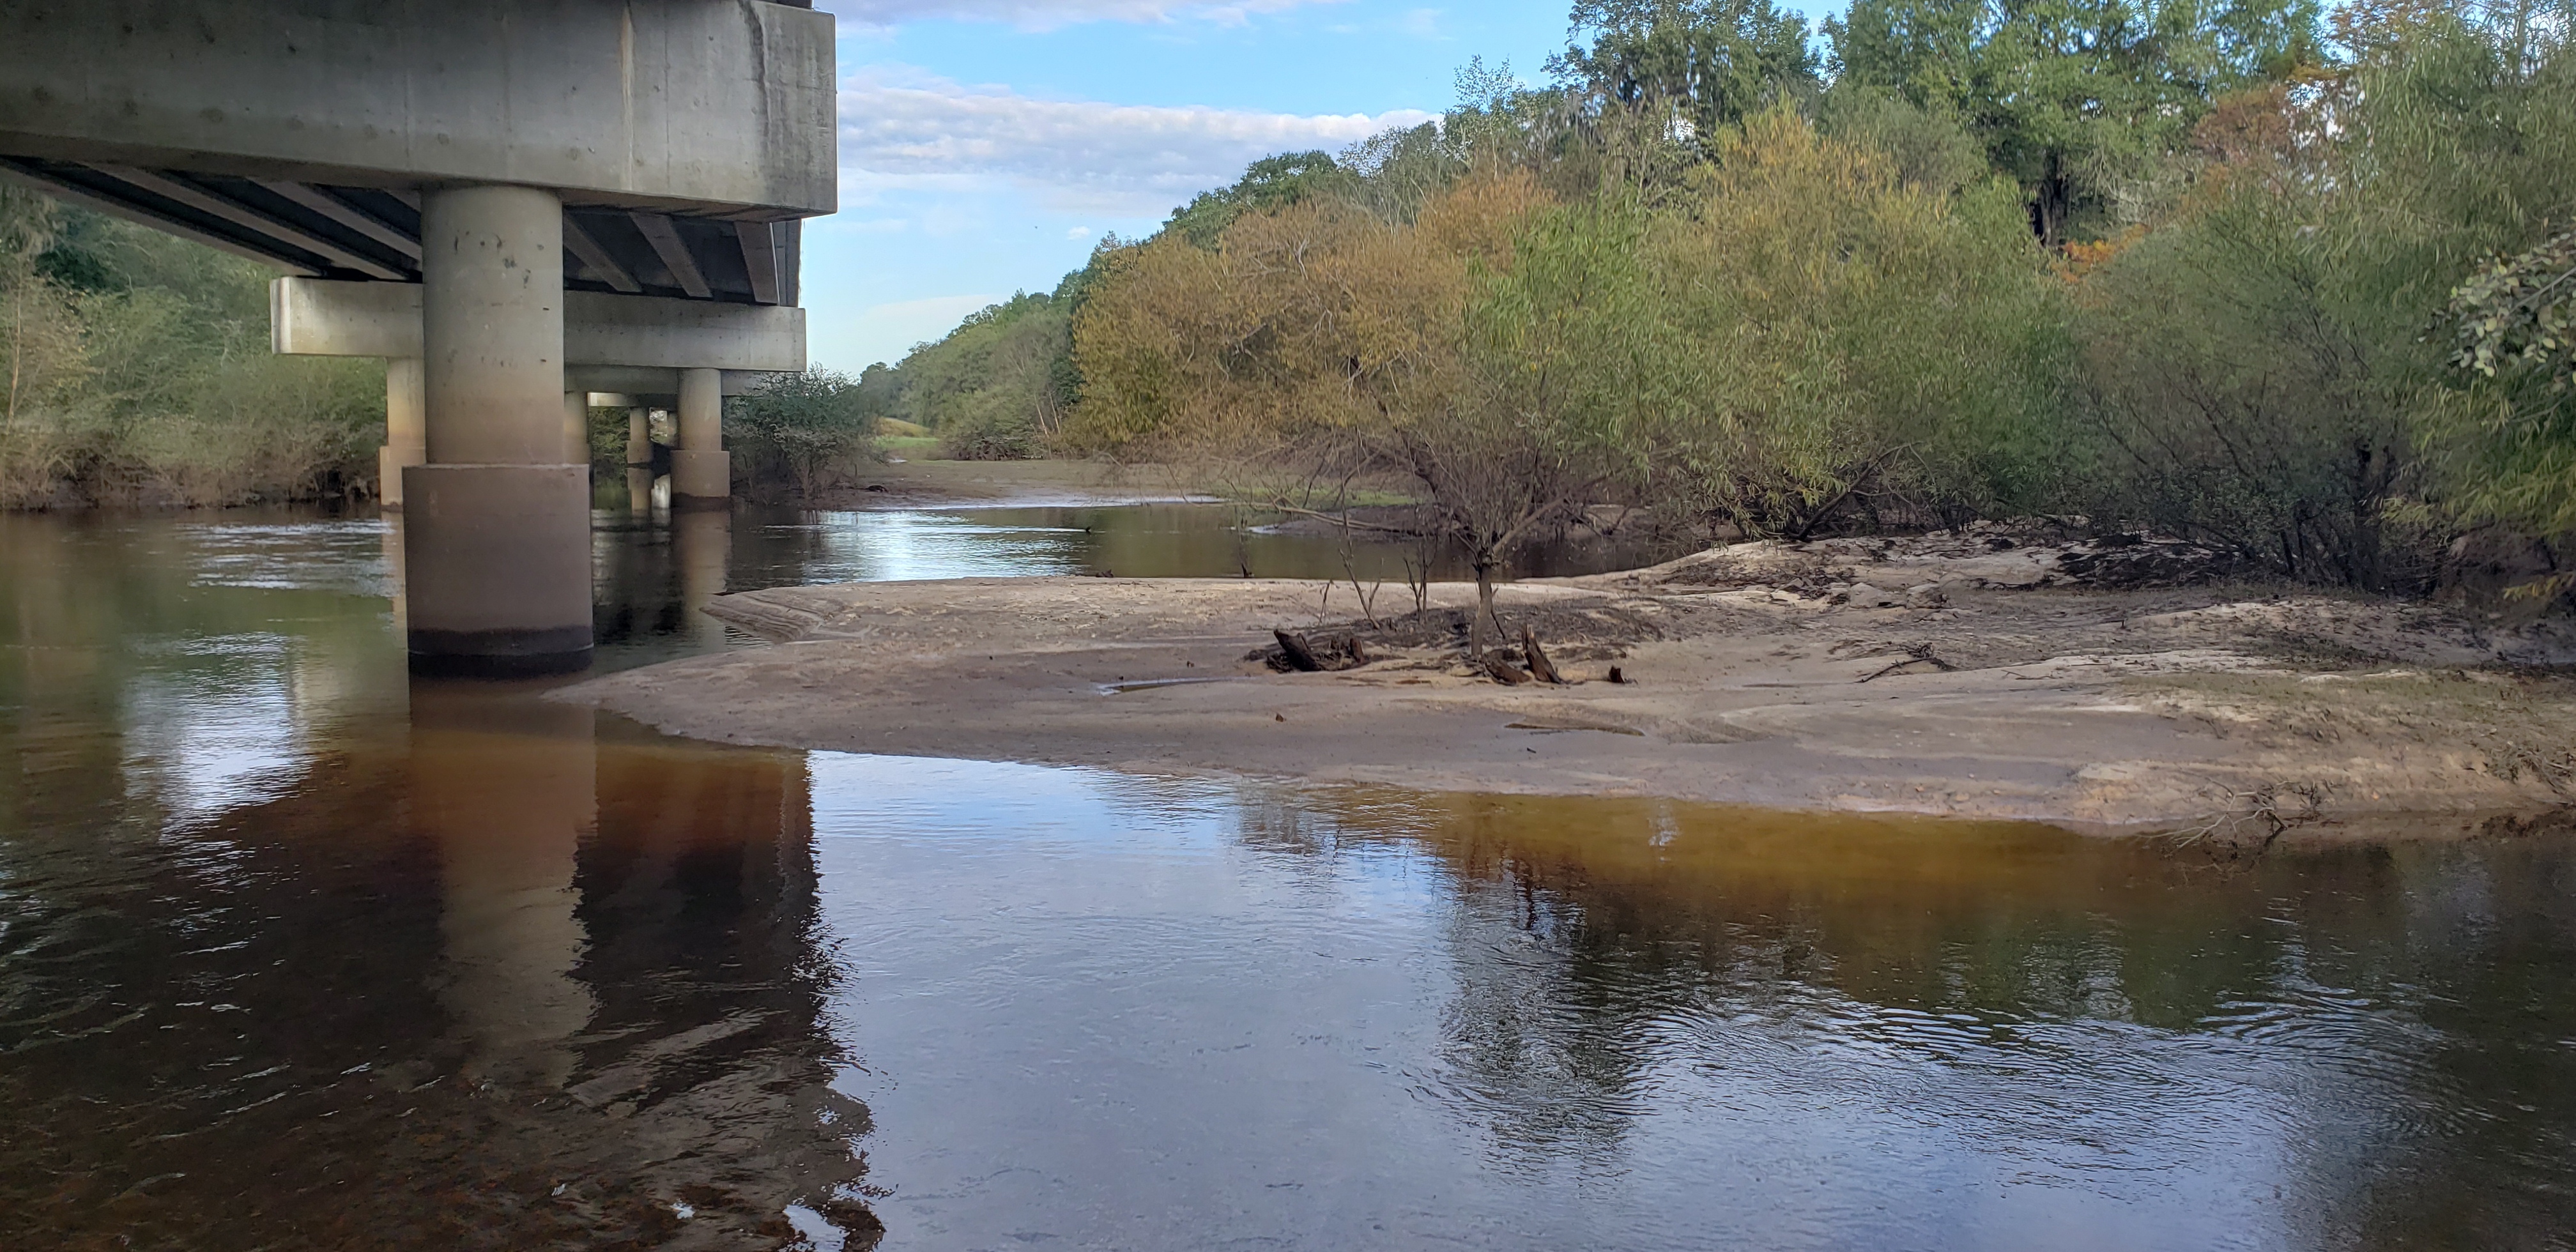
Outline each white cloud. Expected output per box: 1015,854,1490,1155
839,68,1438,216
1067,225,1094,240
820,1,1344,31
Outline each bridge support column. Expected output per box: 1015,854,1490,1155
402,183,593,677
625,406,654,517
379,357,427,509
675,508,733,651
563,392,593,471
672,367,729,508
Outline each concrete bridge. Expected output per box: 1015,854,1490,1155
0,1,837,675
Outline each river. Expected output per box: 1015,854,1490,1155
3,503,2573,1251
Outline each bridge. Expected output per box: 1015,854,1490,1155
0,1,838,675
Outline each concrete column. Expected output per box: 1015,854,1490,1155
675,508,732,652
402,183,593,677
672,367,729,507
563,392,592,470
378,357,427,508
625,406,654,517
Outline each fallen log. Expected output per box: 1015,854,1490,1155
1521,626,1566,685
1480,651,1532,685
1274,629,1324,673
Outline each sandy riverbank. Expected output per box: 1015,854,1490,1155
559,527,2576,839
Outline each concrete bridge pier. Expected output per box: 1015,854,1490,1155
379,358,427,509
675,508,733,652
673,368,729,508
402,185,594,678
564,392,595,471
624,404,656,517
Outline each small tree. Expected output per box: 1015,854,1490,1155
1379,196,1677,652
728,369,877,499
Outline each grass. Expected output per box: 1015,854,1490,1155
878,436,942,459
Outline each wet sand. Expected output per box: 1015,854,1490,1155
559,534,2576,838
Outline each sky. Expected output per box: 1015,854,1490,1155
802,0,1716,371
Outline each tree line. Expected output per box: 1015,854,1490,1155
870,0,2576,609
0,192,381,508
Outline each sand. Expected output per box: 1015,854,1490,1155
556,529,2576,839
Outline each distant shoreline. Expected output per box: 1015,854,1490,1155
799,457,1216,512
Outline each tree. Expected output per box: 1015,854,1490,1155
1552,0,1822,147
1826,0,2321,244
1071,172,1663,652
892,293,1075,459
1648,109,2069,536
1397,194,1679,647
728,369,878,498
1160,151,1359,248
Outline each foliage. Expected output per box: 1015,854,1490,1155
1161,152,1360,248
1826,0,2323,243
2388,7,2576,560
1552,0,1822,146
891,289,1075,460
727,369,882,499
2062,4,2576,590
860,0,2576,610
2,190,380,508
2445,225,2575,391
2073,169,2423,586
1649,110,2073,535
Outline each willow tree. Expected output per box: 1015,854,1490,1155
1379,192,1684,646
1647,109,2069,536
1072,173,1682,651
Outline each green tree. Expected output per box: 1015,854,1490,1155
1650,109,2071,536
894,291,1075,459
1161,152,1359,248
3,193,378,508
728,369,879,498
1827,0,2321,244
1552,0,1823,147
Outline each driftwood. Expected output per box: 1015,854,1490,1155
1520,626,1566,685
1480,652,1532,685
1857,643,1959,683
1274,629,1324,673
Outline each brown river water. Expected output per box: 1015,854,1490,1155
3,503,2574,1251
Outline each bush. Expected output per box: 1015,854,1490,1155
1,192,381,508
894,293,1075,461
727,369,881,499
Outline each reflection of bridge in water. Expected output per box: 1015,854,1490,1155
0,1,836,676
0,673,876,1246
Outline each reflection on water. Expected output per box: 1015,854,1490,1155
5,507,2576,1249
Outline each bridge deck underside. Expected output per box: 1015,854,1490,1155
0,158,797,307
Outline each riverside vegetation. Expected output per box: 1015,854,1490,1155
866,0,2576,616
0,188,381,508
0,187,889,508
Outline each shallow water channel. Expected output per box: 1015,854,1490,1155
4,503,2575,1251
